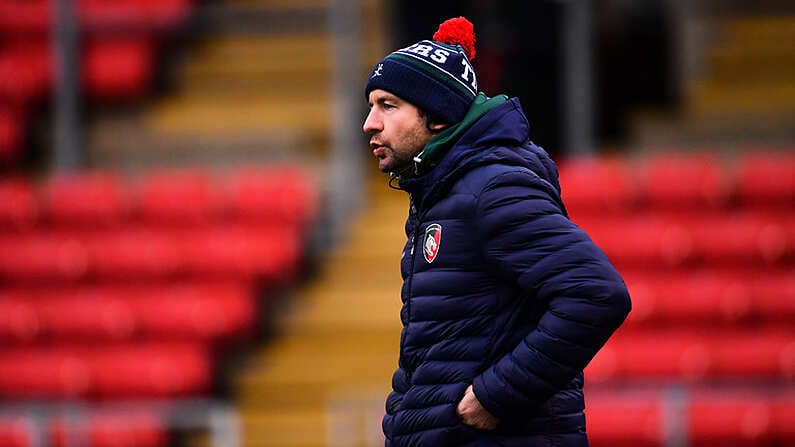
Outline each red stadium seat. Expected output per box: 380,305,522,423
588,330,713,381
580,209,795,269
0,343,211,399
137,169,221,226
0,289,41,343
132,281,256,341
0,0,49,35
735,151,795,208
0,345,93,398
624,268,795,326
685,211,791,265
770,392,795,442
0,107,25,163
0,418,30,447
558,155,633,218
708,330,795,379
0,44,51,106
224,165,318,229
0,177,39,230
588,328,795,382
0,0,192,35
83,38,155,101
0,281,256,343
44,171,130,227
586,395,663,447
180,225,301,282
637,152,729,210
83,229,183,279
576,214,693,267
81,0,193,31
688,393,773,446
622,269,752,325
89,343,211,398
0,232,89,282
36,287,136,341
748,270,795,322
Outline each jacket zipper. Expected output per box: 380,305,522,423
404,194,420,378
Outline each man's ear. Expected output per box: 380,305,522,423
428,122,447,133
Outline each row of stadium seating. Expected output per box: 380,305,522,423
2,268,791,342
0,39,156,106
0,0,193,164
558,151,795,214
0,280,256,343
0,224,303,283
0,342,211,399
0,166,317,230
580,210,795,267
621,267,795,326
0,0,191,34
587,389,795,447
587,325,795,382
2,326,791,401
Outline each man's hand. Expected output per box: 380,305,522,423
456,385,499,430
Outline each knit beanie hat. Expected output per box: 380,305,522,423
365,17,478,124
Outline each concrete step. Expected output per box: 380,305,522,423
278,280,402,334
240,408,330,447
688,80,795,117
183,35,330,79
146,96,330,134
238,404,384,447
629,108,795,147
178,72,329,99
707,43,795,82
724,16,795,42
234,329,397,407
86,108,328,171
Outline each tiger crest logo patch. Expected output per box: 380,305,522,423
423,224,442,263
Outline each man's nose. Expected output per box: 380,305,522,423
362,109,381,134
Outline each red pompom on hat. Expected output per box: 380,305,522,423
433,16,476,60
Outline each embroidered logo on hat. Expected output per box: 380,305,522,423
423,223,442,263
371,63,383,78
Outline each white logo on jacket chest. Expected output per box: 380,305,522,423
423,224,442,263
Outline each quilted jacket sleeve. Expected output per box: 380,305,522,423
471,168,631,421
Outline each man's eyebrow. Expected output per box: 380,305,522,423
374,95,399,105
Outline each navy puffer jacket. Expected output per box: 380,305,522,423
382,98,631,447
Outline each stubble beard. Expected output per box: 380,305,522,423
381,147,416,176
382,122,433,177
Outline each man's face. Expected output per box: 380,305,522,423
363,89,435,175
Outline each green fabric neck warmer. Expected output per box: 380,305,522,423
411,92,508,177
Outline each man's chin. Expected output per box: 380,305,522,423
378,159,395,173
377,158,411,175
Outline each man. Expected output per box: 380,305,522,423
363,17,631,447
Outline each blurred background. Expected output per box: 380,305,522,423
0,0,793,446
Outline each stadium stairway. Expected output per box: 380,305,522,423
86,0,386,171
219,173,404,447
631,12,795,147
